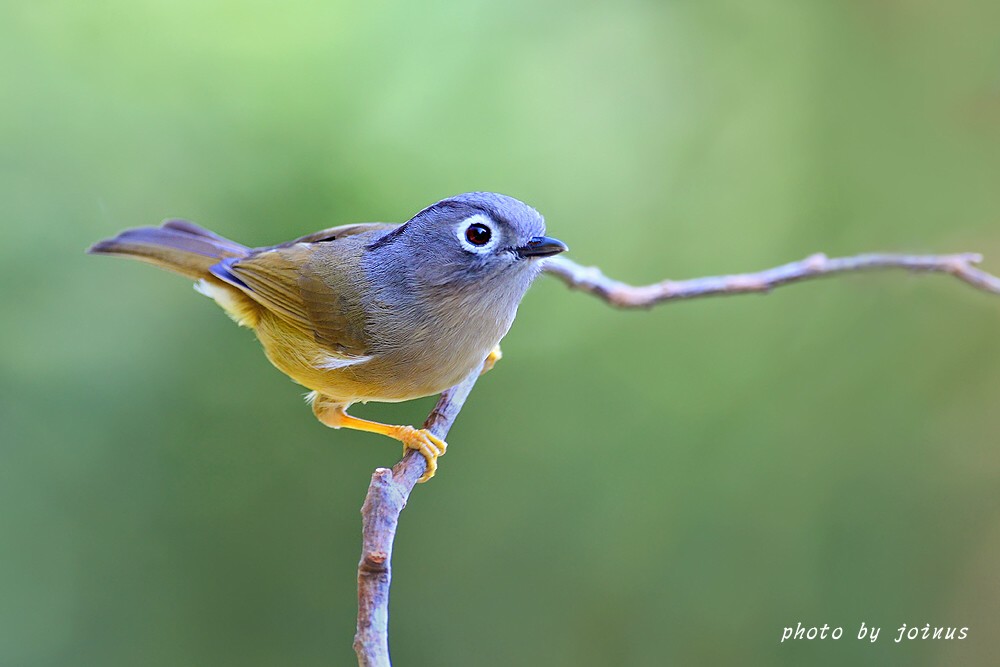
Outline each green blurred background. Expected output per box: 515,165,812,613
2,1,999,665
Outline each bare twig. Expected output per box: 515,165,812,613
355,249,1000,667
541,252,1000,306
354,365,483,667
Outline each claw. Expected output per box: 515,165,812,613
394,426,448,482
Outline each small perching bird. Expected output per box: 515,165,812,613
89,192,567,481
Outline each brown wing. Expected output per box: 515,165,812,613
209,223,394,357
211,245,315,329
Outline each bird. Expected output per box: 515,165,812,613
89,192,567,481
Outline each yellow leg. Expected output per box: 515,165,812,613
312,396,446,482
481,344,502,374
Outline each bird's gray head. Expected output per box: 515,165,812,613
376,192,567,288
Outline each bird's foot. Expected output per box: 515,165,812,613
393,426,448,483
481,344,503,374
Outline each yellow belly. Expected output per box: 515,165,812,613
203,278,490,406
253,310,478,404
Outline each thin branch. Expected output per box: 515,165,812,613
354,365,483,667
541,252,1000,306
355,249,1000,667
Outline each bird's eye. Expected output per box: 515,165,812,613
465,223,492,246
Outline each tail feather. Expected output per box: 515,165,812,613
88,220,250,281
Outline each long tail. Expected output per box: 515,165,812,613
88,219,250,281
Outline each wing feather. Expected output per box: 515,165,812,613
208,223,395,358
213,250,313,328
275,222,399,248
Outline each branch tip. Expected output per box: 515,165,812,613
542,251,1000,306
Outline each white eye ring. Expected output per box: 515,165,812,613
456,214,499,254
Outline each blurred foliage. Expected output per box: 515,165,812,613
2,0,1000,665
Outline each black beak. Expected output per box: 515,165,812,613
515,236,568,259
